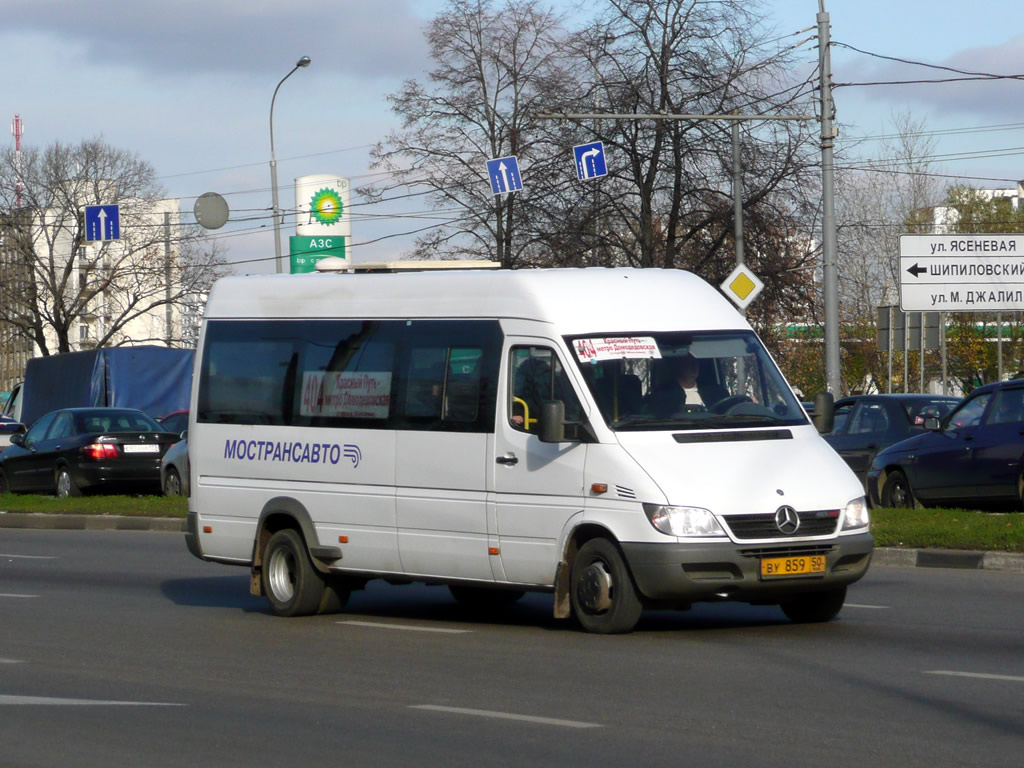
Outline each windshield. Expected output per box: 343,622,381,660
568,331,808,431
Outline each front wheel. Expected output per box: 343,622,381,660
0,469,9,494
780,586,847,623
163,468,182,497
262,529,328,617
570,538,643,634
881,469,914,508
55,467,81,498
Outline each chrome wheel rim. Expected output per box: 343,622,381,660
267,546,296,602
56,471,70,498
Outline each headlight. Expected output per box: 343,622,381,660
842,496,870,530
642,503,726,537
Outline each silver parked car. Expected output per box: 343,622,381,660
160,435,189,496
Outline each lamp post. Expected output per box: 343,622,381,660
269,55,311,274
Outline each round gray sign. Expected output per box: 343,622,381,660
193,192,229,230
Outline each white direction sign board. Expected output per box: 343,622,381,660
899,234,1024,312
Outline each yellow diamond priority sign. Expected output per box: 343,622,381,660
720,264,764,311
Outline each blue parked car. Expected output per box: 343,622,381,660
867,380,1024,509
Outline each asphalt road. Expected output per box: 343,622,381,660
2,529,1023,768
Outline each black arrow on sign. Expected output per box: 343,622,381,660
906,263,927,278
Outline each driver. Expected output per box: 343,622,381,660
645,354,701,417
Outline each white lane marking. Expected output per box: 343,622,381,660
0,554,56,560
411,705,602,729
0,695,185,706
0,659,25,664
338,620,471,634
926,671,1024,683
845,603,889,609
0,594,38,599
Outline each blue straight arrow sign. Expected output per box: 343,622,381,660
84,204,121,241
486,156,523,195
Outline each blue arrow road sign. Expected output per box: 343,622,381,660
84,204,120,241
486,156,523,195
574,141,607,181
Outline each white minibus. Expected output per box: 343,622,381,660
184,266,872,633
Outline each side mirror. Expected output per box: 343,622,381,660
539,400,566,443
812,392,835,434
9,432,25,446
923,416,941,431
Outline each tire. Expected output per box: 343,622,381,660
570,538,643,634
881,469,914,508
449,585,525,609
163,468,183,497
262,529,328,617
55,466,81,498
780,586,847,623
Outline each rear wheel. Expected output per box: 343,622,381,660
780,586,847,623
570,538,643,634
55,467,81,498
881,469,914,508
163,468,182,497
262,529,327,617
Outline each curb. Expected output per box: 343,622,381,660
870,546,1024,573
0,512,185,532
2,513,1024,573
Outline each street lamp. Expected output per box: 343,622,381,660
269,55,311,274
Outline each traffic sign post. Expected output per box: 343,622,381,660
573,141,607,181
899,234,1024,312
486,156,523,195
84,204,120,241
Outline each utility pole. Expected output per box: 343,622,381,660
819,2,841,396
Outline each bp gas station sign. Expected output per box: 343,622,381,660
289,236,346,273
291,175,351,273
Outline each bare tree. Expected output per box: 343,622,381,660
365,0,573,267
0,138,227,355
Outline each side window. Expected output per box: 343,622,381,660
509,346,583,433
24,412,57,448
849,402,887,434
988,389,1024,425
831,403,854,434
949,393,991,428
199,319,500,432
47,412,75,441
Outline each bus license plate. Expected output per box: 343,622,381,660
760,555,826,579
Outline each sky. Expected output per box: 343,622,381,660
1,0,1022,275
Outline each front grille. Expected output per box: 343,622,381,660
739,544,835,559
724,510,840,540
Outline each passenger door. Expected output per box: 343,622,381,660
491,340,589,586
4,412,58,492
913,393,992,502
965,387,1024,500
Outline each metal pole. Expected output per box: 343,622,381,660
941,312,948,395
819,3,841,396
887,307,893,394
997,311,1003,380
164,212,172,346
269,56,311,274
732,120,744,268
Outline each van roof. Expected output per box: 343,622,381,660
203,267,748,334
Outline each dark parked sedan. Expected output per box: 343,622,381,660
824,394,960,488
0,407,178,497
867,380,1024,509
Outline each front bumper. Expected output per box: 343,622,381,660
621,531,874,604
